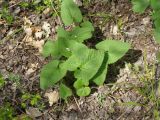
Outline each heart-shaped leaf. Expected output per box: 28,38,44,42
67,40,90,61
60,83,72,100
60,54,81,71
92,53,108,85
131,0,149,13
74,49,104,82
42,38,71,58
76,87,91,96
151,0,160,10
57,27,70,38
96,39,130,64
40,60,67,89
42,41,58,57
73,79,89,89
70,21,94,43
61,0,82,25
154,28,160,43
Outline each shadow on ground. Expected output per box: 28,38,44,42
106,49,142,84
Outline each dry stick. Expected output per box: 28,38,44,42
74,96,82,113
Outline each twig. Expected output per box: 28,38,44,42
74,96,82,113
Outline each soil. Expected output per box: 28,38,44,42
0,0,160,120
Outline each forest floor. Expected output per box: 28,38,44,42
0,0,160,120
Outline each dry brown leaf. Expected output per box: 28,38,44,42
24,27,32,36
73,0,82,6
26,107,42,118
43,8,51,15
23,17,32,26
45,91,59,106
32,40,44,53
25,36,33,43
67,103,78,111
25,68,35,75
42,22,51,38
35,31,44,39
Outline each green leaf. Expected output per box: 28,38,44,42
60,83,72,100
61,0,82,25
152,11,160,43
40,60,67,89
73,79,89,89
81,21,94,31
57,21,94,43
156,51,160,63
0,74,5,88
42,41,58,57
76,87,91,96
57,38,72,57
60,54,81,71
152,10,160,20
60,40,97,72
131,0,149,13
74,49,104,82
70,21,94,42
43,0,52,7
96,39,130,64
154,19,160,29
67,40,90,61
92,53,108,85
19,2,30,8
42,38,71,58
57,27,70,38
151,0,160,10
154,28,160,43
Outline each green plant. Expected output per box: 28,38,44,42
18,0,60,14
131,0,160,43
19,1,44,12
8,73,20,87
97,93,106,106
14,114,31,120
40,0,130,100
127,50,160,119
0,103,15,120
21,93,42,109
0,3,14,24
43,0,52,7
0,73,5,88
18,1,30,8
